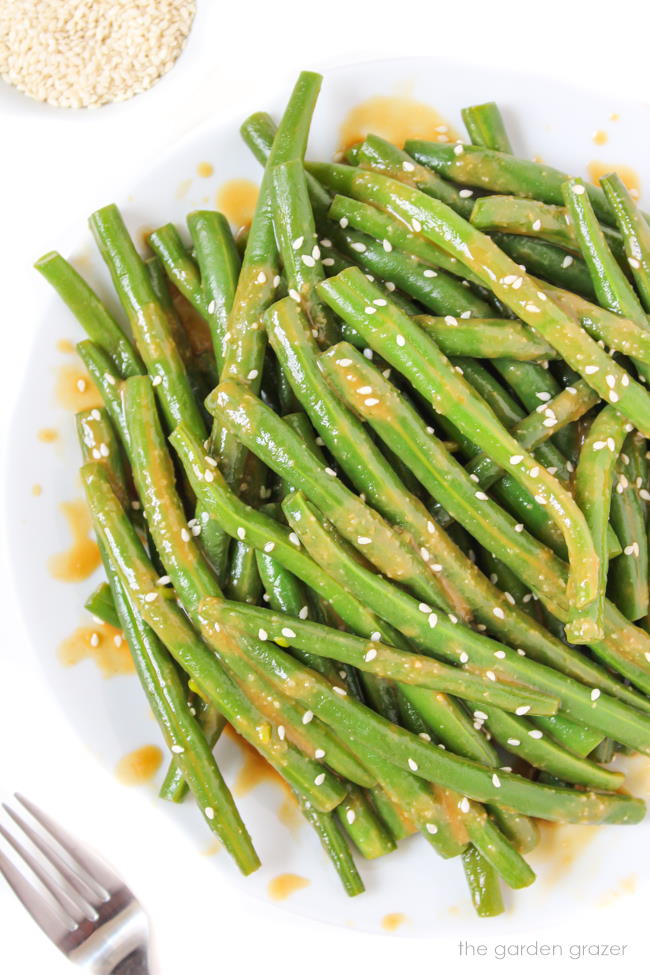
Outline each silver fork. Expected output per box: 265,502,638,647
0,794,151,973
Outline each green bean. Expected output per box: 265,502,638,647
147,224,206,315
34,251,144,378
417,315,556,361
327,193,483,283
84,581,121,628
80,459,260,872
355,135,474,219
270,159,339,345
89,205,207,441
335,787,397,859
609,436,649,621
317,267,600,630
187,209,242,374
481,707,622,790
562,177,650,384
196,616,646,826
601,172,650,312
123,375,219,615
574,407,630,634
490,233,596,299
340,169,650,435
294,794,365,896
462,846,505,917
203,599,560,715
462,102,513,154
404,142,620,226
471,196,626,265
207,379,454,609
280,492,650,753
327,223,493,319
82,462,346,812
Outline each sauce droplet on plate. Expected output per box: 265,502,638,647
115,745,163,785
587,161,641,200
56,338,75,354
339,95,460,151
216,179,259,230
592,130,608,146
55,363,103,412
381,912,406,931
38,427,59,443
530,822,600,888
197,161,214,178
268,873,310,901
58,619,134,677
32,483,43,496
49,499,101,583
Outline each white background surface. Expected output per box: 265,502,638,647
1,1,650,972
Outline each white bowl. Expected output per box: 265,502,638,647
7,56,650,936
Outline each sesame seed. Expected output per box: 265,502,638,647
333,686,347,696
591,688,601,701
302,710,314,724
408,758,419,771
396,335,406,347
493,607,505,619
292,236,304,250
492,773,501,788
370,631,381,642
459,797,470,812
425,822,438,834
571,183,586,195
428,613,438,628
402,160,415,172
382,238,393,252
288,532,300,546
364,648,378,662
562,255,574,268
585,365,599,374
314,773,326,785
515,705,531,716
475,491,489,501
507,738,521,747
282,627,296,639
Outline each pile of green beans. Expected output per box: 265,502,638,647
36,73,650,919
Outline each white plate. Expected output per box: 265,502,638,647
7,56,650,937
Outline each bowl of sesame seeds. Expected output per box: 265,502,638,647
0,0,196,110
6,56,650,936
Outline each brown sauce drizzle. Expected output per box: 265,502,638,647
58,620,133,677
48,499,101,583
587,161,641,199
55,363,103,411
115,745,163,785
267,873,310,901
381,912,406,931
216,179,259,230
530,822,600,887
339,94,460,151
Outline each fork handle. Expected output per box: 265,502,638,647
110,947,151,975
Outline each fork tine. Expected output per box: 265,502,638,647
0,821,86,925
16,794,121,895
0,840,74,944
3,804,102,918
